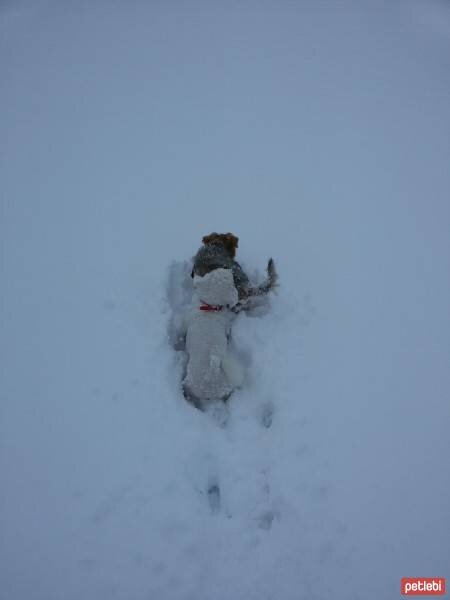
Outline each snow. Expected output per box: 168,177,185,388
1,1,450,599
182,268,240,403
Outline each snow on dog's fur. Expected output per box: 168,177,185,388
182,268,244,407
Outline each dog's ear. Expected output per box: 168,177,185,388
222,233,238,257
202,232,220,245
224,233,239,249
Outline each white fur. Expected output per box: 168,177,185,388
182,269,242,404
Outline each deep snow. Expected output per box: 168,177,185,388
1,2,450,599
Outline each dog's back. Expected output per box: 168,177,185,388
183,269,238,404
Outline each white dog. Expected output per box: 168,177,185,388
182,268,244,408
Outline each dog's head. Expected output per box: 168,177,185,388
202,232,239,258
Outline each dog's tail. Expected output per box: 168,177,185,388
266,257,278,293
253,258,278,296
231,258,278,313
233,259,278,313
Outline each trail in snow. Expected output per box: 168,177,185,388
157,258,346,599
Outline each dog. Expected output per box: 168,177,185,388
182,268,244,408
180,233,278,409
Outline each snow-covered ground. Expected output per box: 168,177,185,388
1,2,449,599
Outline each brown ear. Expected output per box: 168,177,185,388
202,232,220,245
224,233,238,247
223,233,239,257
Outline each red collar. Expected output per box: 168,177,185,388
199,301,223,312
